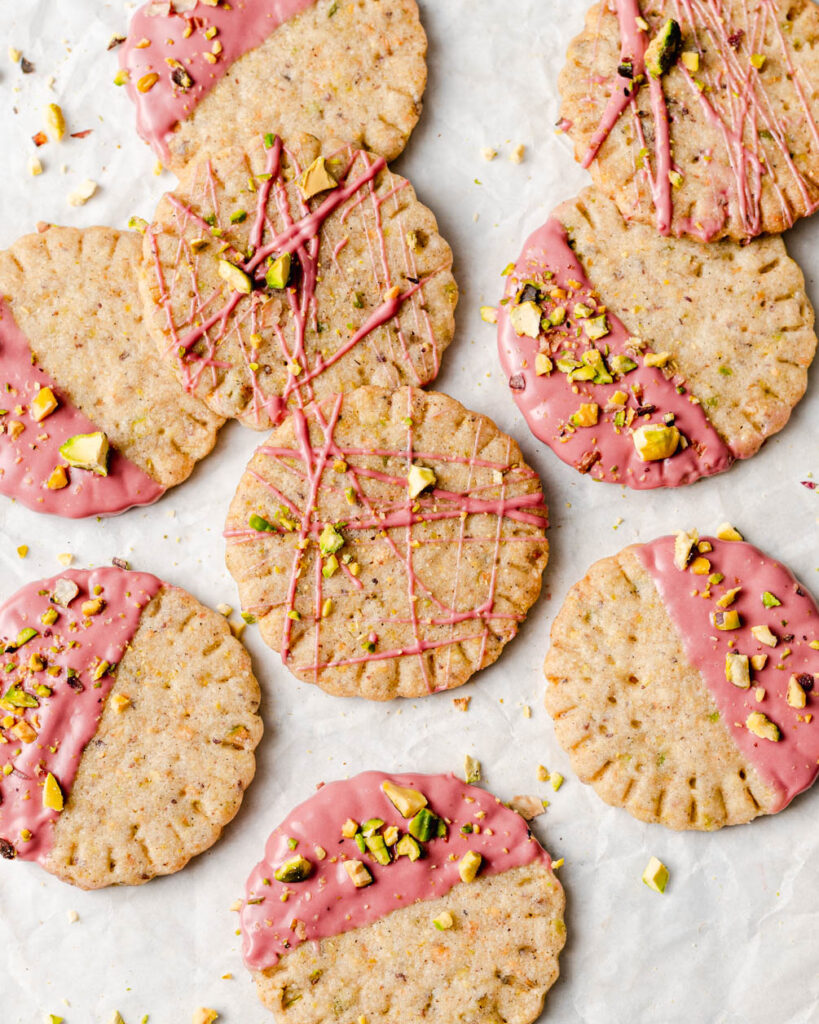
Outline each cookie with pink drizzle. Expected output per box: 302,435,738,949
140,133,457,429
225,386,549,699
496,187,816,488
543,530,819,830
0,568,262,888
0,226,224,518
240,770,566,1023
559,0,819,240
119,0,427,173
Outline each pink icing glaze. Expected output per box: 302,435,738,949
496,217,734,489
0,303,165,518
0,568,162,862
241,770,556,970
637,536,819,813
120,0,318,161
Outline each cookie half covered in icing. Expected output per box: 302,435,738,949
225,386,549,699
140,132,457,430
119,0,427,172
496,187,816,489
241,771,566,1024
543,531,819,830
0,226,224,518
0,568,262,887
559,0,819,241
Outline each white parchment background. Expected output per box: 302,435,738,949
0,2,817,1022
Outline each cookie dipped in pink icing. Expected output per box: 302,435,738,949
0,569,162,862
0,302,165,517
496,216,734,489
638,534,819,813
241,770,559,970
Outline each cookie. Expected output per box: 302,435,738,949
0,568,262,888
140,132,457,429
559,0,819,240
496,187,816,489
241,771,566,1023
543,531,819,830
224,386,549,699
120,0,427,173
0,225,223,518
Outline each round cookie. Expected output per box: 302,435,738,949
225,386,549,699
240,771,566,1024
0,568,262,888
559,0,819,241
140,132,457,430
543,531,819,830
120,0,427,173
496,187,817,489
0,225,224,518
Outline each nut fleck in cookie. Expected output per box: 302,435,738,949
120,0,427,172
140,133,457,429
543,530,819,830
0,226,223,518
496,188,816,488
225,386,549,699
559,0,819,240
241,771,566,1024
0,568,262,888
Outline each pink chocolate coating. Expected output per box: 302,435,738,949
496,217,734,489
0,302,165,518
637,536,819,813
241,770,555,970
0,568,162,861
120,0,317,160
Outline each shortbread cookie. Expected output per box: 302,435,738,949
543,532,819,830
225,386,549,699
496,188,816,488
559,0,819,240
0,226,223,517
120,0,427,172
140,133,457,430
241,771,566,1023
0,568,262,887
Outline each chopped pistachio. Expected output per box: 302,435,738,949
274,855,313,883
584,315,609,340
787,675,807,710
265,252,291,290
750,624,778,648
725,651,751,689
408,808,446,842
642,856,669,893
31,387,58,422
716,586,742,608
382,780,428,818
746,711,780,742
509,300,542,338
343,859,373,888
479,305,498,324
341,818,359,838
42,772,63,811
534,352,553,376
464,755,481,784
681,50,700,72
45,102,66,140
690,556,711,576
716,522,744,542
458,850,483,883
299,157,338,200
59,432,109,475
751,654,768,671
218,259,252,294
433,911,454,931
645,18,682,78
395,834,421,861
712,609,741,631
761,591,781,608
632,423,680,462
407,464,436,499
570,403,599,428
319,524,344,557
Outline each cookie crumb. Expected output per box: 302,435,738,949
67,909,79,923
509,144,526,164
536,764,550,782
480,147,497,161
29,157,43,177
464,755,481,784
67,179,98,207
216,603,233,617
57,552,73,566
452,696,471,712
192,1011,218,1024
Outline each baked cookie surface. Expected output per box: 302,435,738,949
497,188,816,488
543,532,819,829
121,0,427,172
241,771,566,1024
0,568,262,887
225,386,549,699
140,133,457,429
559,0,819,240
0,225,224,517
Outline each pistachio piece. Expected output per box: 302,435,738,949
218,259,252,295
458,850,482,883
479,305,498,325
464,755,481,784
408,808,447,842
1,684,38,708
364,833,391,866
534,352,553,376
761,591,781,608
712,609,741,631
382,780,428,818
632,423,680,462
31,387,58,422
265,252,291,290
641,856,669,893
746,711,780,742
725,652,750,689
59,432,109,476
433,911,454,930
395,834,421,861
5,627,39,652
509,300,542,339
750,624,778,648
51,577,79,607
673,529,698,571
570,403,599,428
343,859,373,888
407,464,436,499
583,314,609,341
716,522,744,542
786,675,807,709
716,587,742,608
645,18,682,78
47,466,69,490
299,156,338,200
42,772,64,811
274,855,313,883
319,524,344,557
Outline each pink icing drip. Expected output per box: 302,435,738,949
0,303,165,518
637,537,819,812
120,0,318,160
240,771,555,970
496,217,734,489
0,569,162,861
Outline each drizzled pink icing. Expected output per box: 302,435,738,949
496,217,734,489
579,0,819,239
149,137,446,427
120,0,318,160
241,771,556,970
224,389,548,691
0,302,165,518
0,569,162,861
638,537,819,812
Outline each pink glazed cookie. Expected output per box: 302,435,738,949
240,771,566,1023
543,531,819,830
0,568,261,888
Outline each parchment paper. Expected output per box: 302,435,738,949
0,2,817,1022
